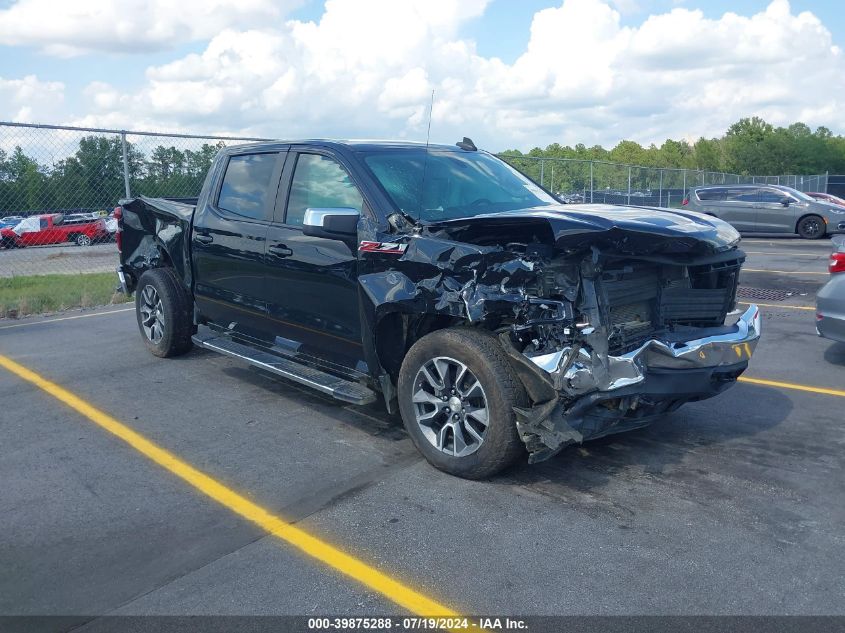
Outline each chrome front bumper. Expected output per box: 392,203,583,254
529,305,762,396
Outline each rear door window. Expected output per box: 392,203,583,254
217,153,279,221
725,188,759,203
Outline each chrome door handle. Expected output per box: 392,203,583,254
268,244,293,257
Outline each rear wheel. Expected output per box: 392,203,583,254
135,268,195,358
397,328,527,479
796,215,826,239
75,233,92,246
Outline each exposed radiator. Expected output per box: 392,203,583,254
599,259,741,354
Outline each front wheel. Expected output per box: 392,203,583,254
135,268,195,358
796,215,826,239
397,328,527,479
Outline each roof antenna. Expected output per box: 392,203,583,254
418,89,435,219
425,89,435,149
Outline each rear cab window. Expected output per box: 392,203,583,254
217,153,279,221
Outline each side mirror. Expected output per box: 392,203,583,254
780,197,791,207
302,208,359,241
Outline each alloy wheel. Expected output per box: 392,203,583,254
802,218,822,237
139,285,165,344
411,356,490,457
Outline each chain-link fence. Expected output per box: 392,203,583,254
0,122,269,316
0,120,835,317
496,155,829,207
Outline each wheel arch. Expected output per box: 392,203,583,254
373,309,472,383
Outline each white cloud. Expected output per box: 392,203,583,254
0,0,303,56
0,75,65,122
7,0,845,150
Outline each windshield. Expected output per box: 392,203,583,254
361,149,557,222
783,188,814,202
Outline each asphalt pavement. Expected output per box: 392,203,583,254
0,236,843,629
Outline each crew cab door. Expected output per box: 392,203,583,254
191,150,285,339
263,148,367,373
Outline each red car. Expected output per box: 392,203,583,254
807,192,845,207
0,214,109,248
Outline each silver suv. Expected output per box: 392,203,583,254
683,184,845,239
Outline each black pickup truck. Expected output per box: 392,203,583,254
116,139,761,478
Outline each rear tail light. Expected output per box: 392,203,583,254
113,206,123,253
830,252,845,274
682,197,689,206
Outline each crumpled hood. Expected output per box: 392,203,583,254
423,204,741,258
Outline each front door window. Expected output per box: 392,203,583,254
285,154,363,226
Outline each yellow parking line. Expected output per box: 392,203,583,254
738,376,845,398
744,251,824,257
738,301,815,311
742,240,831,246
0,353,458,618
0,307,133,330
742,269,828,276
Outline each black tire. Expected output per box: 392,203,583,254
796,215,826,239
397,327,527,479
135,268,195,358
74,233,92,246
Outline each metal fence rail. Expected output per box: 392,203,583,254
0,120,834,317
495,154,829,208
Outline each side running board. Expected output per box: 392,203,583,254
192,333,377,406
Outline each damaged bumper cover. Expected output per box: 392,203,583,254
534,304,761,394
506,305,761,463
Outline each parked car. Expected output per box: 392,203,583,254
683,184,845,239
807,192,845,207
117,139,760,479
816,236,845,344
0,215,25,233
1,213,110,247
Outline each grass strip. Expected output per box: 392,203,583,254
0,273,131,318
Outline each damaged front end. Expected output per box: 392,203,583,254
363,207,761,463
498,244,760,463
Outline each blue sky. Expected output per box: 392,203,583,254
2,0,841,100
0,0,842,149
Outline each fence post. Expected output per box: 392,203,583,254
659,169,663,207
589,161,594,203
539,160,544,187
627,165,631,205
120,131,131,199
682,170,686,197
550,163,555,194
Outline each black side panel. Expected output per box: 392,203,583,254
119,197,194,289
